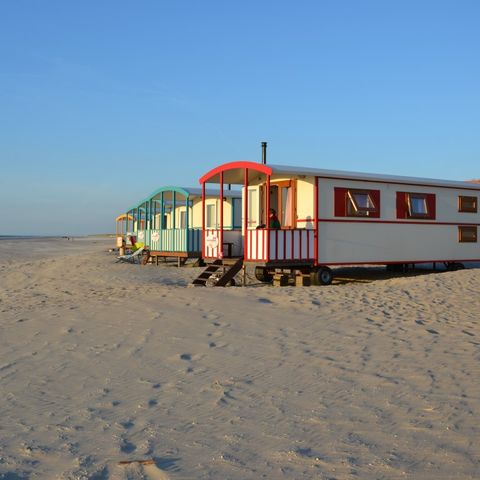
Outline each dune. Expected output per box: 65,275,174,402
0,237,479,479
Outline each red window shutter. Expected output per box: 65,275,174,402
370,189,381,218
426,194,436,219
396,192,407,219
334,187,347,216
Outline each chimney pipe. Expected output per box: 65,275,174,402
261,141,267,164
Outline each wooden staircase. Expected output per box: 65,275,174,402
192,258,243,287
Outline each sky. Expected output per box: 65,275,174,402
1,0,479,235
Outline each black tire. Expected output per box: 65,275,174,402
311,267,333,286
255,267,273,283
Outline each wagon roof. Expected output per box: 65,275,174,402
126,185,241,212
200,161,480,190
267,164,480,190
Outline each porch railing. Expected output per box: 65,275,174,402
143,228,202,253
246,228,315,262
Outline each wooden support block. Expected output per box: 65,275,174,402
273,273,289,287
295,274,311,287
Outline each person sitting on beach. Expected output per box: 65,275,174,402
269,208,281,229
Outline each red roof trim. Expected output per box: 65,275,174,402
199,161,272,184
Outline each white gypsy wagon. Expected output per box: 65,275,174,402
198,160,480,284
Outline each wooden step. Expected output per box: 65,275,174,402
192,260,223,285
215,258,243,287
191,259,243,287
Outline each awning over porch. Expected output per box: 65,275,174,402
200,161,272,185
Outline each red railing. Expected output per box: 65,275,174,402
245,228,315,262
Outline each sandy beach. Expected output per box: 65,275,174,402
1,237,479,479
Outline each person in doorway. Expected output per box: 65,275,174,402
269,208,281,229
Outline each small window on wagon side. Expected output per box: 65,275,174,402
458,196,478,213
458,226,477,243
397,192,436,220
334,187,380,218
407,193,429,218
347,190,378,216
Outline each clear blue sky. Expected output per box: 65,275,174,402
1,0,479,235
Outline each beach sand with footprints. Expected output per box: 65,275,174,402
1,237,479,479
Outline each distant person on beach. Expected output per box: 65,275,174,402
269,208,281,229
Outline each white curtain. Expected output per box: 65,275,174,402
284,187,292,227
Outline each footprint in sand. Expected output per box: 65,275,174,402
120,438,136,454
258,297,273,304
179,353,191,361
426,329,439,335
118,461,171,479
120,420,135,429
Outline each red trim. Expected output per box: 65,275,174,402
275,230,279,260
316,174,480,192
370,190,381,218
244,168,248,261
314,176,319,267
266,175,270,262
318,259,480,266
426,193,436,220
220,172,224,258
299,229,302,260
201,182,205,258
396,192,407,219
244,258,480,265
249,230,253,260
296,218,480,226
334,187,347,216
306,228,310,259
290,230,294,260
261,230,265,260
200,161,272,184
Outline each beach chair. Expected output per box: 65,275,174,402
130,241,144,253
116,246,145,264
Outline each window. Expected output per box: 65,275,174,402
206,204,216,228
397,192,436,220
459,196,478,213
458,226,477,243
408,194,428,217
180,211,187,229
233,198,242,228
334,187,380,218
347,190,378,216
248,188,257,227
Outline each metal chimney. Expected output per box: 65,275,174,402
261,141,267,164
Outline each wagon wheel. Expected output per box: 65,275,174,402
255,267,273,283
311,267,333,286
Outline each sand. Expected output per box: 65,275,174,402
0,237,479,479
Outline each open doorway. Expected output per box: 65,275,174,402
265,180,296,228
